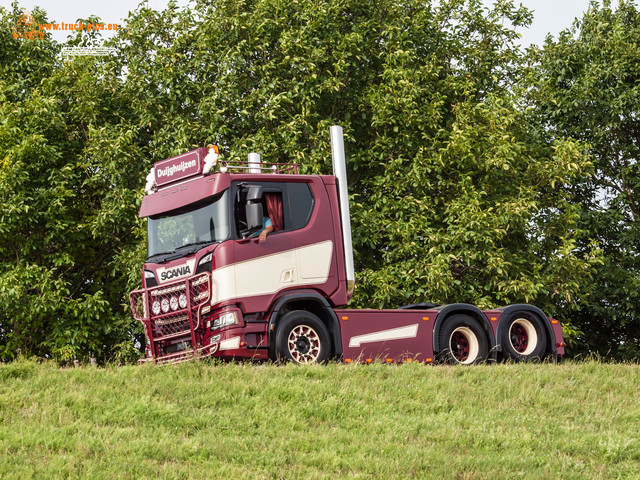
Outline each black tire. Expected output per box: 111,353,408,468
501,312,547,361
275,311,331,364
438,314,489,365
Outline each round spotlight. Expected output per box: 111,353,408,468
170,296,179,311
179,293,187,309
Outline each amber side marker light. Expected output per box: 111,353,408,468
422,317,429,321
341,316,349,321
426,358,433,363
386,358,393,363
406,358,413,363
344,358,352,363
491,317,498,322
366,358,373,363
551,320,559,324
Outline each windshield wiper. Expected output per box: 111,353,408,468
146,250,178,263
147,240,217,264
176,240,217,251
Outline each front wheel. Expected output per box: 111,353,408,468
275,311,331,364
438,314,489,365
501,313,547,361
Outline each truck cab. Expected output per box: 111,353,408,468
130,146,351,363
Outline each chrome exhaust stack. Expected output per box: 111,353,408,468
330,125,355,298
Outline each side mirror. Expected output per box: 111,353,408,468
243,184,264,235
245,185,263,202
246,202,264,234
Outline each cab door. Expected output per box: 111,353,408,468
231,182,295,313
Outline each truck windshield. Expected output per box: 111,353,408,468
147,191,229,261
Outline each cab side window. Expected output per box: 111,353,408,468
233,182,313,238
287,183,314,230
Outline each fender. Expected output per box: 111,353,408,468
494,304,558,360
268,291,343,357
432,303,497,360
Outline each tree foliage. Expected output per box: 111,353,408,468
0,3,146,362
0,0,630,361
529,0,640,359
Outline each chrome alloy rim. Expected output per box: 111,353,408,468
287,324,321,364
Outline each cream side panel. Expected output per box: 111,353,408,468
211,241,333,304
348,324,419,348
234,248,297,299
297,240,333,280
211,264,237,305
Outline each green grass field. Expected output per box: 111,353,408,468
0,360,638,479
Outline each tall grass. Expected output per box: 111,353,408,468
0,360,638,479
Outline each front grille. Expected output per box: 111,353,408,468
130,273,211,341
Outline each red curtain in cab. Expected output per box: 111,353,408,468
265,193,283,232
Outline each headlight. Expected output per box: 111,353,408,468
196,252,213,274
179,293,187,309
144,270,158,287
161,298,170,313
152,300,161,316
199,252,212,265
170,296,179,311
210,312,237,330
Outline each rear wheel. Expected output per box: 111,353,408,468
438,314,489,364
501,313,547,361
275,311,331,364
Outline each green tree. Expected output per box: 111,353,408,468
0,4,146,362
529,0,640,359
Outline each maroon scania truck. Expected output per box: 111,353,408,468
130,127,565,365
